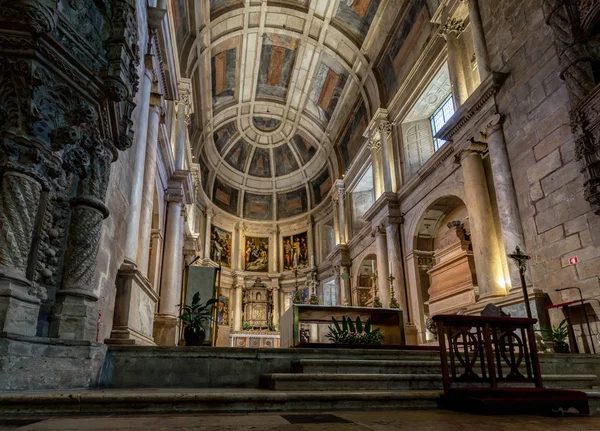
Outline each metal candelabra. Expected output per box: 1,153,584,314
371,270,382,308
389,272,400,309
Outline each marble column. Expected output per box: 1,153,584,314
465,0,491,81
271,281,280,326
379,123,394,193
338,266,350,306
154,194,183,345
443,19,469,107
270,228,278,273
136,86,161,277
484,115,530,289
203,209,213,261
332,198,340,245
368,139,383,199
234,282,243,331
460,149,506,299
148,228,164,293
385,219,407,311
307,216,315,263
335,180,347,244
123,65,153,263
174,96,187,171
373,226,390,307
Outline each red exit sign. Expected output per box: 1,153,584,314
569,256,579,265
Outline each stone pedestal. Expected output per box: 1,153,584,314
0,271,41,336
106,261,159,345
153,315,179,346
404,323,419,345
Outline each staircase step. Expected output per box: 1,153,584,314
0,389,443,415
291,359,441,374
262,373,444,391
541,374,598,389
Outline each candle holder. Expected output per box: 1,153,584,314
308,265,319,305
371,271,382,308
389,272,400,309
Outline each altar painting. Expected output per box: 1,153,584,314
282,232,308,270
217,295,229,325
284,289,310,310
245,236,269,272
211,225,232,267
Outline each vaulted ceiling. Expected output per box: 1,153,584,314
170,0,438,221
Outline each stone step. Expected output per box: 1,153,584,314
0,388,442,415
291,359,441,374
541,374,598,389
262,373,444,391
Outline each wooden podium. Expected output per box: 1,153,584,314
280,304,405,348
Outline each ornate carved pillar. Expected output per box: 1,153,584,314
233,277,243,331
50,136,114,341
460,148,506,299
332,197,340,245
269,227,279,273
307,216,315,264
373,225,390,307
148,228,164,293
270,279,280,326
123,59,154,263
442,19,469,107
136,84,161,277
153,192,183,346
367,139,383,199
463,0,491,81
203,209,214,261
482,115,530,290
378,122,394,193
334,180,347,244
385,218,407,312
174,81,193,171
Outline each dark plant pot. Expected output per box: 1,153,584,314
183,326,206,346
553,342,570,354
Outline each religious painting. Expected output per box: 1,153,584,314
224,139,250,172
244,236,269,272
248,148,271,178
338,102,368,170
310,168,332,206
378,0,432,101
253,116,281,131
274,144,299,177
310,61,348,124
171,0,189,52
217,294,229,325
277,188,308,219
213,122,236,153
211,225,232,268
243,193,273,220
282,231,308,270
213,177,239,215
333,0,381,44
290,134,316,165
211,38,239,109
257,34,299,100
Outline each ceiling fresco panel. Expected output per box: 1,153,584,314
378,0,433,101
277,188,308,219
290,134,316,165
338,102,368,171
224,139,251,172
211,47,237,108
213,122,236,153
310,168,332,206
257,34,299,100
243,193,273,220
274,144,300,176
248,147,272,177
253,116,281,131
213,177,240,215
333,0,381,45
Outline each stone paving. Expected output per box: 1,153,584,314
1,410,600,430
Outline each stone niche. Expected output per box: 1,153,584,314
427,220,478,315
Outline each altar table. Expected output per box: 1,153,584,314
280,304,405,348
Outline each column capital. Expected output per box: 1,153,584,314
371,224,386,237
165,192,184,204
367,137,381,152
441,18,466,38
481,114,505,136
333,179,346,200
377,121,393,138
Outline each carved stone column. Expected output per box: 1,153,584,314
460,149,506,299
270,279,280,326
442,19,469,107
203,209,213,262
367,139,383,199
148,228,163,292
174,82,192,171
332,198,340,245
307,216,315,263
153,192,183,346
483,115,530,290
373,226,390,307
269,228,279,273
123,61,154,263
385,218,407,312
233,279,243,331
50,137,113,341
136,85,162,277
334,180,347,244
379,122,394,193
463,0,491,81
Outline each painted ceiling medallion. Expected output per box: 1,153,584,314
253,116,281,132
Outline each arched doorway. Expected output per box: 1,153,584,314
411,195,477,341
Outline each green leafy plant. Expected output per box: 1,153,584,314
178,293,218,330
268,323,279,332
242,321,252,330
325,316,384,345
540,319,569,345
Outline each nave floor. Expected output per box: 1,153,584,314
0,409,599,431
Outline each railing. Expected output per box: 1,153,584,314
433,315,543,394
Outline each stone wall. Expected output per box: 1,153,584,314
481,0,600,306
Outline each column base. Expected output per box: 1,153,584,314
404,323,419,345
105,262,159,346
0,270,41,337
49,291,98,341
153,314,179,346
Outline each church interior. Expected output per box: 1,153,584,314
2,0,600,426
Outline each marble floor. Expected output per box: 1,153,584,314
1,410,600,431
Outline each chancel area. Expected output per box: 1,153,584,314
2,0,600,419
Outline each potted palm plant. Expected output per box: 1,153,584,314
178,292,218,346
540,319,570,353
